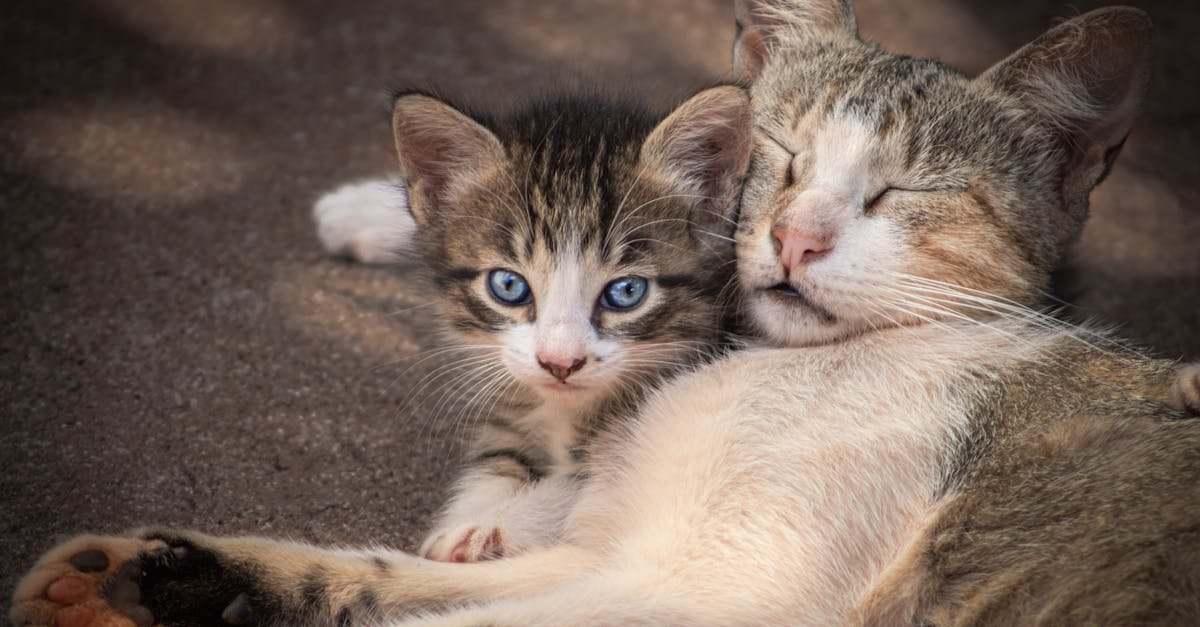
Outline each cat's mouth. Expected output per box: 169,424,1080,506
768,283,803,298
540,379,585,393
763,283,839,324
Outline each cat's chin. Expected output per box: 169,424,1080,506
533,380,599,405
748,288,864,347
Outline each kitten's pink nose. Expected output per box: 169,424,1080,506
772,224,832,276
537,355,587,382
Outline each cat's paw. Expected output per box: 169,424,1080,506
12,530,271,627
1169,362,1200,415
421,525,508,563
313,178,414,264
10,534,162,627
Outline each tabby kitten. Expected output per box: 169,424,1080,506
12,2,1200,626
378,88,746,562
316,90,749,565
9,85,753,625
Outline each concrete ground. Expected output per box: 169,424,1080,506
2,0,1197,612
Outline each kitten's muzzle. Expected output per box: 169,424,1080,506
537,356,587,382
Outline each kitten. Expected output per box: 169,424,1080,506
311,98,746,563
375,89,746,562
12,2,1199,626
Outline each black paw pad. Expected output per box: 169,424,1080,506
70,549,110,573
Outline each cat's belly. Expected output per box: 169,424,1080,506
569,341,972,624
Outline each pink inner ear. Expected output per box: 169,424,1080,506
391,94,505,221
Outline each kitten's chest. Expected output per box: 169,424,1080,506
503,401,591,470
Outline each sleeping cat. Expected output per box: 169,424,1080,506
11,1,1200,626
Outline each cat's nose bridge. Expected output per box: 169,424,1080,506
775,187,849,234
535,317,591,378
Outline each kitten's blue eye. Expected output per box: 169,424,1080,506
487,269,531,305
600,276,648,310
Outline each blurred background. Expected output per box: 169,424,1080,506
2,0,1197,608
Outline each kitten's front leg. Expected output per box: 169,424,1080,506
421,467,576,564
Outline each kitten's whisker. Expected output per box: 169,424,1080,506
410,362,506,451
386,301,442,317
694,230,736,244
430,364,510,445
376,344,498,372
391,349,502,397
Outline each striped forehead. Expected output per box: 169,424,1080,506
758,41,960,133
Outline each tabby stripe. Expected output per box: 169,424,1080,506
475,448,546,481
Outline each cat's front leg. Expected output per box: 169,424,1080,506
12,529,594,626
12,529,408,626
420,469,576,564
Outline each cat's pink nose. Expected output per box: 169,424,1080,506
772,224,832,276
537,355,587,382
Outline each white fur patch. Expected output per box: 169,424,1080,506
312,177,415,264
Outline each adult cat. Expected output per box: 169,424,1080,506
11,2,1199,626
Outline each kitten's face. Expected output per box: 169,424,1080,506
394,89,750,407
432,162,721,406
732,1,1150,347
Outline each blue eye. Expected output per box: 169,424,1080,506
600,276,648,310
487,269,531,305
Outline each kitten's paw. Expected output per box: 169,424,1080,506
421,525,508,563
10,535,162,627
313,178,414,264
1169,362,1200,415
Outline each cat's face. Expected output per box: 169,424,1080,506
732,0,1151,347
393,88,751,406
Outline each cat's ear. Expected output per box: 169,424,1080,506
391,94,505,226
978,7,1152,202
641,85,752,234
733,0,858,81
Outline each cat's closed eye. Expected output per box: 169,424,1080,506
864,187,893,214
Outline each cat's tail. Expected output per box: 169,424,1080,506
312,177,415,264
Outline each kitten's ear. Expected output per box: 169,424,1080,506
641,86,752,234
733,0,858,81
391,94,505,226
979,7,1152,203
